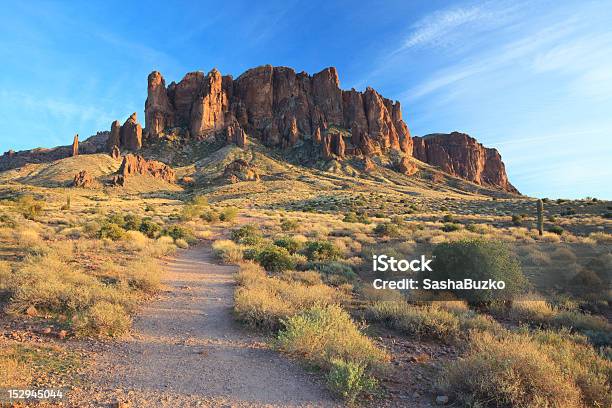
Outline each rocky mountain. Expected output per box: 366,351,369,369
0,65,518,194
413,132,518,194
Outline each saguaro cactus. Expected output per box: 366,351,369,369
537,199,544,236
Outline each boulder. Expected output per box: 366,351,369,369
223,159,260,182
73,170,93,188
397,156,417,175
117,154,175,183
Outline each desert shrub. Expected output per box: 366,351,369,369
373,222,400,237
200,209,220,223
123,230,148,251
326,359,377,404
231,224,262,245
212,240,243,263
511,214,523,226
548,225,564,235
427,239,527,303
123,214,142,231
234,264,339,330
75,301,131,337
15,195,45,219
551,246,577,262
441,223,461,232
508,297,556,323
139,219,161,238
126,259,162,294
175,238,189,249
162,225,194,242
343,212,370,224
442,214,455,223
180,195,209,221
273,236,304,254
281,270,323,286
303,240,342,262
256,245,295,272
98,223,125,241
439,331,582,407
530,329,612,407
219,207,238,222
277,305,388,370
280,219,300,231
367,301,460,340
311,261,356,282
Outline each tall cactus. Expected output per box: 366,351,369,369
537,199,544,236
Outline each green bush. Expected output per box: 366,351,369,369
373,222,400,237
98,223,125,241
219,207,238,222
200,209,220,223
326,359,378,404
343,212,370,224
280,219,299,231
231,224,262,245
256,245,295,272
273,236,303,254
426,239,527,303
123,214,142,231
442,214,455,223
163,225,194,242
139,219,161,238
441,223,461,232
303,240,342,262
311,261,356,281
511,214,523,226
548,225,564,235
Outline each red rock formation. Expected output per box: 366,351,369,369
223,159,260,183
110,145,121,160
116,154,175,184
119,113,142,150
144,66,412,156
225,121,247,147
412,132,518,193
145,71,175,138
73,170,93,187
397,156,417,175
363,157,375,172
107,120,121,151
72,135,79,157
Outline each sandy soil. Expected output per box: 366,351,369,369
68,245,340,407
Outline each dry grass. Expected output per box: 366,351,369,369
234,263,342,330
439,331,583,407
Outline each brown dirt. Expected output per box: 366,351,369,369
68,245,340,407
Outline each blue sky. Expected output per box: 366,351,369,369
0,0,610,198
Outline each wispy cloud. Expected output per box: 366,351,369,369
399,6,485,51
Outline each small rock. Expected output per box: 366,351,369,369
436,395,449,405
25,305,38,317
111,402,130,408
42,327,52,334
57,330,68,340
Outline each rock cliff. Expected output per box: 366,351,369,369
412,132,518,193
144,66,412,158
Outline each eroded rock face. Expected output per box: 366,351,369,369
223,159,260,183
115,154,175,184
110,145,121,160
397,156,417,176
225,120,247,148
72,135,79,157
119,113,143,150
73,170,93,188
144,66,412,156
412,132,518,193
107,120,121,151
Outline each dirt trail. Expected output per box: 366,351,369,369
70,245,339,407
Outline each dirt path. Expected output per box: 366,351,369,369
70,245,340,407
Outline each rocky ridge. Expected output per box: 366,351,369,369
413,132,518,193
